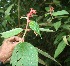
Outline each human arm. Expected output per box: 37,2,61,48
0,36,24,65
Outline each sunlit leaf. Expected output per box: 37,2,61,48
10,42,38,66
40,28,54,32
0,28,23,38
54,41,66,58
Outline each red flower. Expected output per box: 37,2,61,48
26,8,36,22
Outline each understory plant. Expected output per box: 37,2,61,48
0,0,70,66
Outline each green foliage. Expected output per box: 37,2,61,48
54,32,66,44
36,48,62,66
5,4,14,16
29,21,41,37
54,41,66,58
10,42,38,66
53,21,61,31
62,25,70,30
40,28,54,32
0,28,23,38
52,10,69,16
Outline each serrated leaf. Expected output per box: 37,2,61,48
0,28,23,38
54,41,66,58
36,48,62,66
53,21,61,31
5,4,14,16
10,42,38,66
54,32,66,44
29,21,41,36
52,10,69,16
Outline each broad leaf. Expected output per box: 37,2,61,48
29,21,41,36
0,28,23,38
54,41,66,58
53,21,61,31
10,42,38,66
36,48,62,66
52,10,69,16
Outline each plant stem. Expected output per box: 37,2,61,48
18,0,20,27
23,21,29,40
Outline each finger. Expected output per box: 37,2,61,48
8,36,23,42
8,36,17,42
14,36,23,42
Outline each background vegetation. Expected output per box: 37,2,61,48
0,0,70,66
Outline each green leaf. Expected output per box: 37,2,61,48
40,28,54,32
0,10,4,13
62,25,70,30
45,7,50,11
29,21,41,36
36,48,62,66
52,10,69,16
53,21,61,31
38,58,46,65
53,0,60,5
5,4,14,16
65,57,70,62
0,28,23,38
54,32,66,44
63,36,70,46
67,36,70,42
10,42,38,66
54,41,66,58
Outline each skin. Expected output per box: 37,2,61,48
0,36,24,64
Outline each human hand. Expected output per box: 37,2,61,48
0,36,24,64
